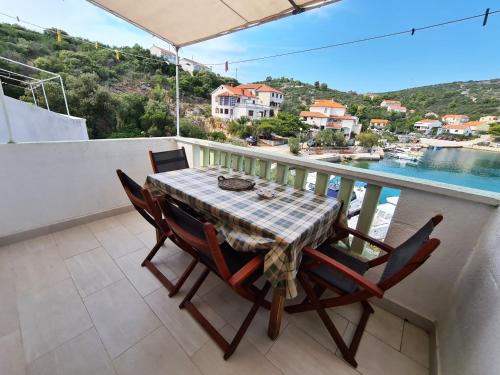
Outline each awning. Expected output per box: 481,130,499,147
87,0,341,48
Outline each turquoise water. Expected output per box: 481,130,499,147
344,148,500,203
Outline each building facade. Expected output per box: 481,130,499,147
179,58,211,74
414,119,442,134
150,45,177,64
443,124,472,136
299,99,361,138
380,99,401,108
370,119,389,130
442,114,469,125
211,84,283,120
479,115,498,124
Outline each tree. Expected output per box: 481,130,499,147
208,131,226,142
314,81,320,89
356,132,380,150
488,123,500,139
179,118,207,139
288,137,300,154
320,83,328,90
315,129,345,147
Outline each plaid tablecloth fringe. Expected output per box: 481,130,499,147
146,166,341,298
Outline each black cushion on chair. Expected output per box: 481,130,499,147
305,243,369,294
199,242,260,276
152,149,189,173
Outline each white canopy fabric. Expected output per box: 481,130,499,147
87,0,341,48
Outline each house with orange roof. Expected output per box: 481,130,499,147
150,45,177,64
414,119,442,134
370,119,390,130
299,99,361,138
150,45,211,74
441,114,469,125
211,83,284,120
464,121,490,133
443,124,472,136
380,99,401,108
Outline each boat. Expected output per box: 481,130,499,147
348,195,399,240
385,147,422,162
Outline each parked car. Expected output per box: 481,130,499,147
245,136,258,146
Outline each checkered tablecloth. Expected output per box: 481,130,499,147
146,166,341,298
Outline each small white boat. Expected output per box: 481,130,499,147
386,147,422,162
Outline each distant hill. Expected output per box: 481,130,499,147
258,77,500,121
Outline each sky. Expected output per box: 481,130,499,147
0,0,499,93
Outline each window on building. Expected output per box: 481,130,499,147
272,93,274,97
215,108,219,113
248,110,254,117
224,109,229,114
252,100,255,104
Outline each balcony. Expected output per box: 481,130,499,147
1,136,499,375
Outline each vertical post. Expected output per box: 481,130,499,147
29,84,38,106
314,173,330,196
0,79,14,143
41,81,50,111
59,75,70,115
293,168,308,190
351,184,382,254
338,178,355,214
175,46,180,136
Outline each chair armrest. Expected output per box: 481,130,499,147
303,246,384,298
336,223,395,254
228,256,263,287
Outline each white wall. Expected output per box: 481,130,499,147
0,137,177,238
0,96,88,143
437,209,500,375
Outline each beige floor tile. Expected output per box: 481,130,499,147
0,264,19,338
54,225,101,259
115,211,150,235
12,245,70,296
86,217,121,235
17,279,93,363
65,247,125,297
202,283,285,354
135,228,158,250
95,226,144,259
287,309,349,353
192,325,283,375
27,328,116,375
115,247,162,297
84,279,161,358
23,234,56,254
401,322,430,368
356,331,428,375
365,304,404,350
114,326,201,375
145,287,226,356
266,325,358,375
0,330,26,375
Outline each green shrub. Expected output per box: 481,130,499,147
208,131,226,142
289,137,300,154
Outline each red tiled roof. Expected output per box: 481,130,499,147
463,121,483,127
299,111,328,118
310,99,345,109
445,124,470,130
382,100,400,103
326,123,343,129
236,84,283,94
370,119,389,123
329,115,355,120
153,45,176,56
218,85,256,97
417,119,440,123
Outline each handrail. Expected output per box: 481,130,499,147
175,137,500,207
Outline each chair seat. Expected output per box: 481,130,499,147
199,242,261,276
304,243,369,294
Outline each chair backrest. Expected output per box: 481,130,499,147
159,197,232,279
149,148,189,173
116,169,157,228
378,215,442,290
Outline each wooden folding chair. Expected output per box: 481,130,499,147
285,214,443,367
149,148,189,173
116,169,198,297
158,196,270,360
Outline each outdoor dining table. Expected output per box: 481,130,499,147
146,165,341,339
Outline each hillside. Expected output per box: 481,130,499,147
258,77,500,122
0,23,237,138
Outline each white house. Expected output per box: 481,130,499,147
211,84,283,120
299,99,361,138
414,119,442,134
380,99,401,108
388,105,407,113
179,57,211,74
425,112,439,119
442,114,469,125
464,121,490,133
150,45,177,64
479,115,498,124
443,124,472,136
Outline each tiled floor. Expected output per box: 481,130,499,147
0,212,431,375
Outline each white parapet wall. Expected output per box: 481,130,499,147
0,137,178,238
0,96,88,143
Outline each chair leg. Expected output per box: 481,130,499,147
179,267,210,309
224,282,271,360
348,301,373,356
142,234,197,296
169,258,198,297
141,234,167,266
297,273,358,367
